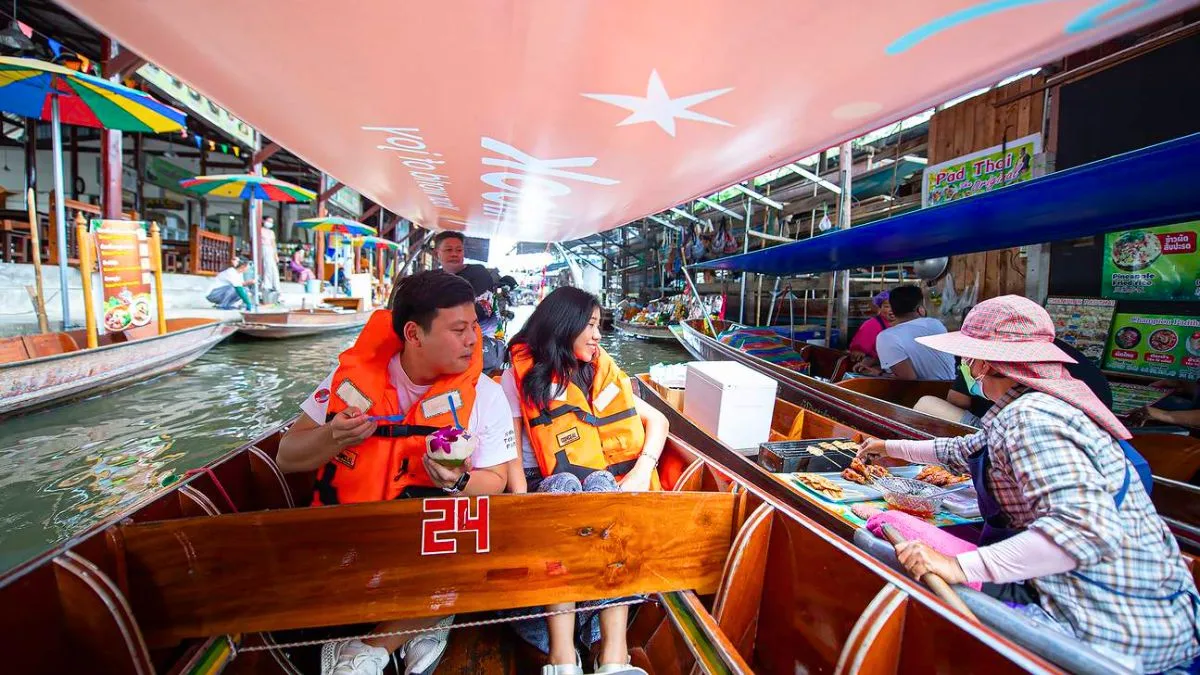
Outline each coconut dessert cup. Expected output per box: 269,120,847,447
426,425,477,468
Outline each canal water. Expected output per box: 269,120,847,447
0,307,687,573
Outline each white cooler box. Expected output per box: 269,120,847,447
683,361,778,450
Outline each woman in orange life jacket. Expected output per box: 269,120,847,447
499,286,668,675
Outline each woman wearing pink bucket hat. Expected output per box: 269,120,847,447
860,295,1199,673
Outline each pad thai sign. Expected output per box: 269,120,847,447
91,220,155,335
1102,222,1200,301
1104,313,1200,379
921,134,1040,207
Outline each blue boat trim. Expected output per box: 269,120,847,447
693,133,1200,276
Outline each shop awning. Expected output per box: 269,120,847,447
694,133,1200,275
58,0,1194,242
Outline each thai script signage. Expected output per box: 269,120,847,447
91,220,155,334
1102,222,1200,301
137,63,255,147
921,133,1041,207
1104,313,1200,379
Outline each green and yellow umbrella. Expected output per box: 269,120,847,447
0,56,187,329
350,235,402,251
295,216,377,237
178,174,316,202
0,56,186,132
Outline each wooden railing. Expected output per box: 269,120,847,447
46,195,137,266
189,225,234,276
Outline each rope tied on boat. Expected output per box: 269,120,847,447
183,466,238,513
231,597,647,654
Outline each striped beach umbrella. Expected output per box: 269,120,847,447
0,56,187,328
0,56,186,132
295,216,376,237
350,235,402,251
178,174,316,202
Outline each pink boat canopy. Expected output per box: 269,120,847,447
61,0,1196,241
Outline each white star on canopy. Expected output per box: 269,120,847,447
583,70,733,137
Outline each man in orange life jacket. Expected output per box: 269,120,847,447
277,270,517,675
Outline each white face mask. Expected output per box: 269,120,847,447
263,221,274,229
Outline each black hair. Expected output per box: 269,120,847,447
889,284,925,316
234,259,249,269
509,287,602,410
432,231,465,248
390,270,476,341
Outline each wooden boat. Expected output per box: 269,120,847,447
674,318,1200,553
237,308,372,339
1,405,1091,675
614,318,676,342
0,318,237,418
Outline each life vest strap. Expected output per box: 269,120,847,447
373,424,441,438
529,404,637,429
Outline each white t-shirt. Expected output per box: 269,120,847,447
300,355,517,469
875,317,956,381
500,368,540,470
213,267,243,289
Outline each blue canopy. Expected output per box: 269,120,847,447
695,133,1200,275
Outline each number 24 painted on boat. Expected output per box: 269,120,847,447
421,496,491,555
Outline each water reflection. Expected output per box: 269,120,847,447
0,314,687,573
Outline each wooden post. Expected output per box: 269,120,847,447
99,37,123,220
149,222,168,335
26,187,49,333
75,218,97,348
315,174,327,282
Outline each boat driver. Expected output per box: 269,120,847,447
276,270,517,675
859,296,1199,673
432,231,506,371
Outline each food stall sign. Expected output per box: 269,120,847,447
90,220,155,335
1044,297,1115,367
1102,221,1200,301
1104,312,1200,379
921,133,1041,208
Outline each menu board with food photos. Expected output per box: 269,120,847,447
1104,312,1200,379
91,219,155,334
1102,221,1200,301
1044,297,1116,367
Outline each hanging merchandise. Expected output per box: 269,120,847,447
818,209,833,232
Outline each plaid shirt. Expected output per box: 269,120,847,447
935,386,1199,672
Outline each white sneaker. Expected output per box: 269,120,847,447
594,656,647,675
542,648,584,674
319,639,390,675
400,616,454,675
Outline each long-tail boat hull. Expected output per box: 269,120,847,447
0,318,237,419
237,309,372,339
0,400,1081,674
614,319,676,342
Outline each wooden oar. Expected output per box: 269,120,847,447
26,187,48,333
880,523,977,620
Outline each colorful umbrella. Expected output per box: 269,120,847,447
0,56,187,329
178,174,316,202
295,216,376,237
350,235,402,251
0,56,186,132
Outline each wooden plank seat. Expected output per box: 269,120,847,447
0,332,79,364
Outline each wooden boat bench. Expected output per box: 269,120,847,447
0,332,79,364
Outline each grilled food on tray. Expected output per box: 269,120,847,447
841,458,890,485
795,473,844,499
915,465,971,487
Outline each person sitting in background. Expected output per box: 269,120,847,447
856,284,954,380
205,258,254,310
915,338,1113,426
848,291,893,369
1136,378,1200,430
289,248,315,283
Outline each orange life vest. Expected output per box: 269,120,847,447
312,309,483,505
509,343,659,489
